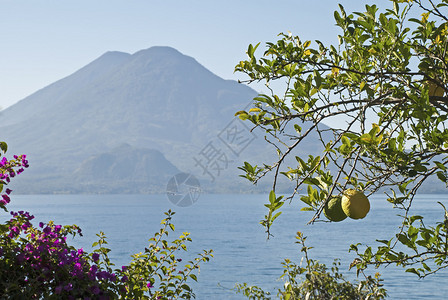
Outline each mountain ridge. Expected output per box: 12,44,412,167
1,46,262,193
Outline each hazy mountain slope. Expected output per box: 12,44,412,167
0,46,261,193
1,51,131,128
73,143,180,193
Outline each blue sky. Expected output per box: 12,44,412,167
0,0,390,109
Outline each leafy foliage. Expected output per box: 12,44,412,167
0,140,213,299
234,232,386,299
350,202,448,278
119,210,213,299
235,0,448,277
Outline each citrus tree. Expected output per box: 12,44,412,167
235,0,448,278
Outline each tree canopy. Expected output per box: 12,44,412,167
236,0,448,278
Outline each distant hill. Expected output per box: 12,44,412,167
73,143,180,193
0,46,265,193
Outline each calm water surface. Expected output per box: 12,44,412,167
3,194,448,299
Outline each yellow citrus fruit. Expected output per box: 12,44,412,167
324,197,347,222
428,81,444,97
341,189,370,219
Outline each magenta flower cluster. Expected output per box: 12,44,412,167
2,210,121,298
0,154,29,181
0,154,28,206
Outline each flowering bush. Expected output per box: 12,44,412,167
0,141,212,299
0,141,28,209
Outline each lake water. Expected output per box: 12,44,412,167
2,194,448,299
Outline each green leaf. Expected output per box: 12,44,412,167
359,133,373,144
435,161,447,171
405,268,420,276
393,1,399,14
235,111,250,121
0,142,7,153
189,274,198,282
271,211,282,222
247,43,260,58
397,233,414,249
249,107,262,113
436,171,447,182
344,132,359,140
301,207,314,211
360,81,366,91
269,190,276,204
235,110,247,117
